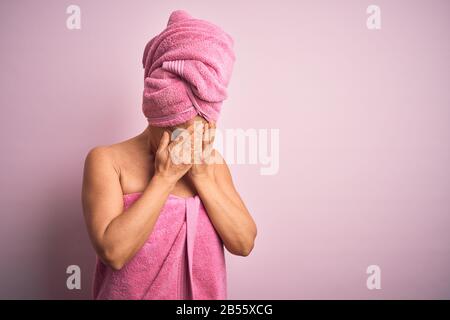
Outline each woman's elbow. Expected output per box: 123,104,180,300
239,224,257,256
107,259,126,272
239,242,255,257
234,241,255,257
100,247,127,271
230,233,256,257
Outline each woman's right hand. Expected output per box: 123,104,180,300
153,130,192,185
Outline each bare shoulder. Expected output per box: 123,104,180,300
85,145,112,166
84,143,122,177
82,144,124,201
85,145,110,162
84,138,134,174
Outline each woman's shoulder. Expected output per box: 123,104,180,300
84,138,133,173
85,144,113,162
84,145,119,177
84,135,147,178
85,136,137,163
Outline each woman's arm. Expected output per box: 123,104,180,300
191,159,257,256
188,123,257,256
82,131,190,270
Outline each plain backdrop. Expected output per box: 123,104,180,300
0,0,449,299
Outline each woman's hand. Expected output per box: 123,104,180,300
154,130,192,185
188,122,217,183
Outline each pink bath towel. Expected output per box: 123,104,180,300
142,10,236,126
93,193,227,300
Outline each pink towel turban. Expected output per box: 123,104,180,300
142,10,236,127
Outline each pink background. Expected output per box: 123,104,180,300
1,0,449,299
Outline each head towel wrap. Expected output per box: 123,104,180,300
142,10,236,127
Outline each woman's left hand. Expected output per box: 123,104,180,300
188,121,217,183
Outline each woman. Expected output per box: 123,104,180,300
81,10,257,300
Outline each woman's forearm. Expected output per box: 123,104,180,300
100,175,175,270
192,176,256,256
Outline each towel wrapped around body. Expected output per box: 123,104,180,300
93,193,227,300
